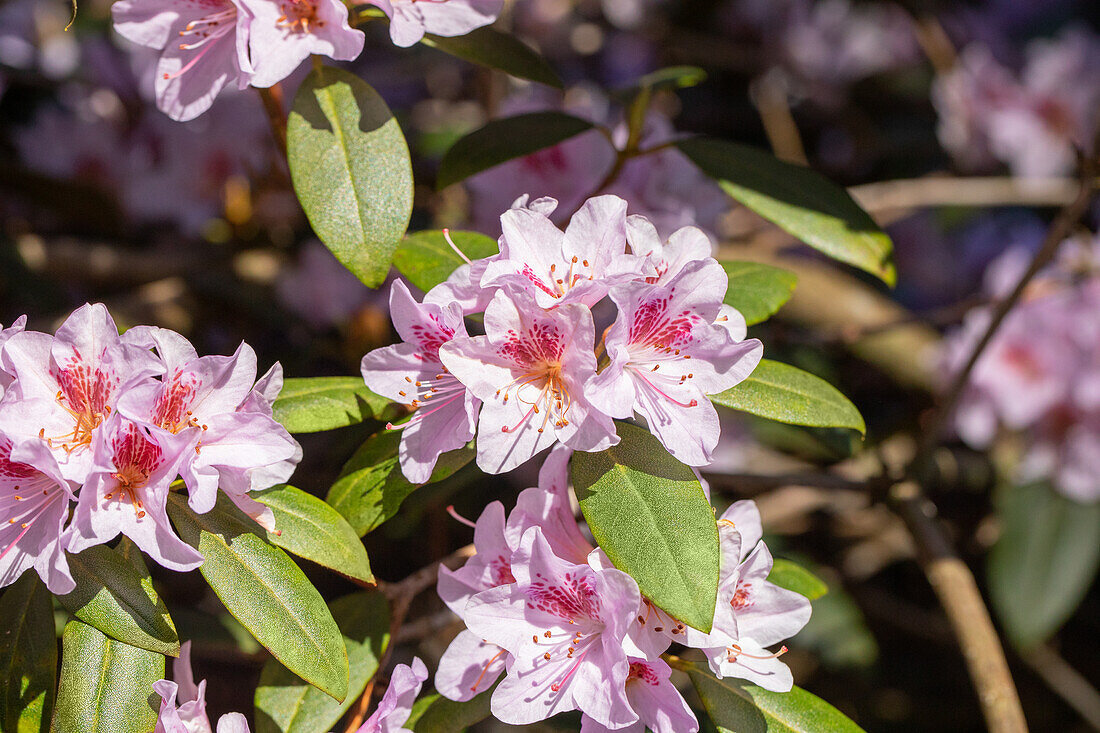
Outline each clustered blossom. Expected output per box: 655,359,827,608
932,27,1100,179
362,194,763,479
942,235,1100,502
435,447,811,729
0,303,300,594
111,0,502,120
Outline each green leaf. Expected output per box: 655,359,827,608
406,686,494,733
720,261,798,326
52,621,163,733
393,230,499,294
676,137,895,285
437,111,596,189
255,591,389,733
57,544,179,657
711,360,865,434
571,422,719,632
422,26,562,89
327,430,475,536
166,493,349,701
683,660,866,732
767,559,828,601
253,484,374,584
273,376,400,434
0,573,56,733
613,65,707,100
287,66,413,288
988,482,1100,649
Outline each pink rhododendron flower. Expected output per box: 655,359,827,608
0,303,163,483
625,217,713,287
117,327,300,519
482,195,643,310
0,437,77,594
112,0,252,121
240,0,364,88
361,0,503,48
464,526,641,728
440,288,617,473
589,259,763,466
68,413,204,571
579,657,698,733
933,28,1100,178
356,658,428,733
362,280,479,484
155,641,251,733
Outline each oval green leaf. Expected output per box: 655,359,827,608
52,621,163,733
393,230,499,294
767,559,828,601
0,573,56,733
710,359,865,434
253,484,374,584
571,422,720,633
682,660,866,732
255,591,389,733
437,111,596,190
721,260,798,326
273,376,400,434
677,137,895,285
166,493,349,702
56,544,179,657
988,482,1100,649
327,430,475,537
288,66,414,288
422,26,562,89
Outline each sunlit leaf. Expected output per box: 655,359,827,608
571,423,719,633
273,377,400,434
288,66,413,287
0,573,55,732
393,230,498,294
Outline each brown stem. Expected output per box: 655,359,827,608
1021,643,1100,730
258,86,287,157
888,481,1028,733
341,544,475,733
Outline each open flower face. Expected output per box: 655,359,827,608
241,0,364,87
0,303,164,484
362,280,479,484
68,413,203,572
588,260,762,466
464,527,641,729
482,195,644,310
440,288,617,474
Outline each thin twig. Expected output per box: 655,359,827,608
1022,643,1100,730
910,162,1097,479
888,481,1028,733
849,176,1088,214
257,86,287,156
342,544,475,732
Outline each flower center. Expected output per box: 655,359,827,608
41,362,115,454
154,373,203,433
277,0,326,34
523,256,594,300
104,426,162,519
627,661,660,686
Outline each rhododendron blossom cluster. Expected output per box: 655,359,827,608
111,0,502,120
435,447,810,729
0,303,300,594
361,194,763,479
942,236,1100,502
